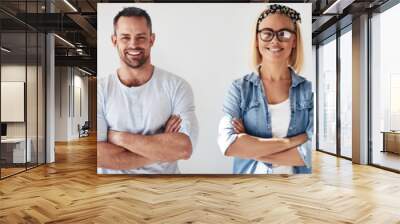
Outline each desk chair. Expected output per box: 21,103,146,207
78,121,90,138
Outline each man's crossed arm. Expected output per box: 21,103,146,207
97,115,192,170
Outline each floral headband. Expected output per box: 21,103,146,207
257,4,301,30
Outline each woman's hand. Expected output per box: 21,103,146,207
232,118,246,134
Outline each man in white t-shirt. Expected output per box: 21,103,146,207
97,7,198,174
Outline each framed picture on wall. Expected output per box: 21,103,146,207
1,81,25,122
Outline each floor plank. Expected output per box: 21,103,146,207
0,135,399,223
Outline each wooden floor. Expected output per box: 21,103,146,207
1,167,26,178
1,163,45,178
1,135,400,223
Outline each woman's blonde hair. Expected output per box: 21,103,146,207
251,12,304,73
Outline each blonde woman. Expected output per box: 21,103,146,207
218,4,313,174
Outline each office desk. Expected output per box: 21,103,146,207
1,138,31,163
381,131,400,155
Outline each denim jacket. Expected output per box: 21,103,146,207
217,68,314,174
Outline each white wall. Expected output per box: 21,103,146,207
55,66,68,141
98,3,313,173
54,67,89,141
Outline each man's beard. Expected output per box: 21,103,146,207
121,48,149,69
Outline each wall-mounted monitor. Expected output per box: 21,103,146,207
1,82,25,122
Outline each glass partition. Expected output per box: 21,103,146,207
339,28,352,158
370,3,400,171
0,1,46,179
1,30,28,178
38,32,45,165
27,31,38,169
317,37,337,155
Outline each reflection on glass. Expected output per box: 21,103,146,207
371,3,400,171
318,38,337,154
340,30,352,158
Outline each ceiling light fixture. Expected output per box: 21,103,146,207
63,0,78,12
1,47,11,53
54,34,75,48
78,67,92,76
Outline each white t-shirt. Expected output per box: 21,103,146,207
254,98,293,174
97,67,198,174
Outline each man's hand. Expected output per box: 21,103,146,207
164,115,182,133
232,118,245,134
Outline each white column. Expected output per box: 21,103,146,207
45,0,56,163
46,33,55,163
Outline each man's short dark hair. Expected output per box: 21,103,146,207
113,7,152,33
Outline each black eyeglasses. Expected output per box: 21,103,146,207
257,28,295,42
